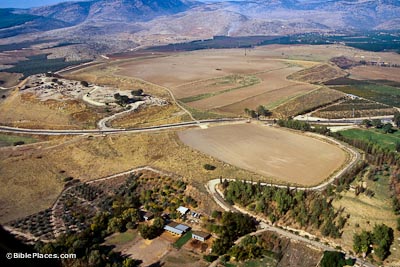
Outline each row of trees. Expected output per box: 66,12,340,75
210,212,257,256
223,180,345,238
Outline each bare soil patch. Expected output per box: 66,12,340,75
122,235,171,266
179,123,347,186
117,49,287,88
216,83,315,115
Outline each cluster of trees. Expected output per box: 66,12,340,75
135,176,195,219
228,235,274,262
138,217,165,239
244,105,271,118
223,180,345,238
362,119,395,134
35,211,141,267
277,118,399,262
113,90,144,106
41,172,195,265
320,251,355,267
114,93,132,106
277,119,330,135
353,224,394,261
209,212,257,256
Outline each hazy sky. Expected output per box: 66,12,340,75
0,0,75,8
0,0,235,9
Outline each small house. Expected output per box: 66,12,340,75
192,231,211,242
164,222,191,236
177,206,190,216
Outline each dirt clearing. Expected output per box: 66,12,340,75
179,123,347,186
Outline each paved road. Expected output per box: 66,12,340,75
0,118,244,135
205,179,376,267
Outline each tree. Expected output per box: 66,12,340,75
249,110,257,118
394,111,400,128
131,89,143,96
256,105,271,117
203,164,216,170
382,123,394,134
320,251,355,267
371,119,383,129
362,119,372,128
353,230,371,255
80,80,89,87
372,224,394,261
396,142,400,153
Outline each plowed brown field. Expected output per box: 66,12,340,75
179,123,347,186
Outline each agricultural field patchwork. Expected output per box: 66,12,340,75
312,98,396,119
287,63,346,84
272,87,345,118
116,49,319,117
5,169,195,241
332,84,400,108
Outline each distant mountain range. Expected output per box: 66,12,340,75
0,0,399,56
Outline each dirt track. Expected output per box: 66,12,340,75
179,123,347,186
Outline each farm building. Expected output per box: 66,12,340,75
143,212,154,221
164,222,191,235
192,231,211,242
177,206,190,216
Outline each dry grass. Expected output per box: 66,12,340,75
0,129,265,223
332,174,400,265
110,104,185,128
162,249,208,267
0,90,103,129
66,64,174,101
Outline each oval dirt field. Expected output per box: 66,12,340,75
178,123,347,186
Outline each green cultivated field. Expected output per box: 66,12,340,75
105,230,137,246
0,134,37,147
173,231,192,249
332,84,400,107
340,128,400,151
